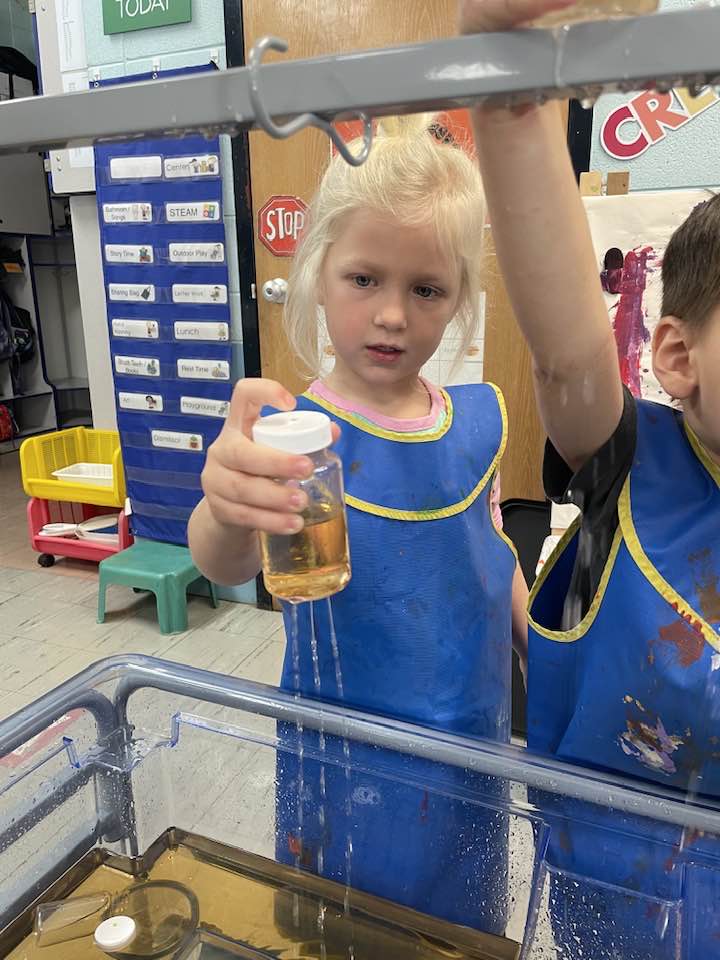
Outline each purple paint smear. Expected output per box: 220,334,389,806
610,247,655,398
619,704,683,776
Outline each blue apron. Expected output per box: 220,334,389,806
527,399,720,958
275,383,516,932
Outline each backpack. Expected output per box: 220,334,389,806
0,403,15,442
11,306,35,362
0,290,14,362
0,289,35,394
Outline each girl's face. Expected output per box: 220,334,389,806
318,209,461,389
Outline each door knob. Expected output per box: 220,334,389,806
262,278,288,304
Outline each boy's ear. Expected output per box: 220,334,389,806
652,315,698,400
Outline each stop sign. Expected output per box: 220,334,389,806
258,195,308,257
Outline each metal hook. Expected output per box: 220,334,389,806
248,36,373,168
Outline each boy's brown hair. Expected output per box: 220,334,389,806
662,193,720,328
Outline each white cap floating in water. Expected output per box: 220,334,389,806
94,915,136,952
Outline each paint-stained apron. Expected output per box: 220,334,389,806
528,399,720,958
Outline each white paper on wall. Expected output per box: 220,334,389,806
55,0,87,73
61,71,94,169
584,189,717,406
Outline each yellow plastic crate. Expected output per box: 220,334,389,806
20,428,126,508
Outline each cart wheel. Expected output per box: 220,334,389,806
38,553,56,568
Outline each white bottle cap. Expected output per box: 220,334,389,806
253,411,332,455
94,915,137,952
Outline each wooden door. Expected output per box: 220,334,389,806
480,105,568,503
243,0,456,394
481,234,545,501
242,0,547,500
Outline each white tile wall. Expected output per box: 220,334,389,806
424,291,486,387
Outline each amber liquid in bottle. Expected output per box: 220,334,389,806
260,500,351,603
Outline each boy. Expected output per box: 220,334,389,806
460,0,720,956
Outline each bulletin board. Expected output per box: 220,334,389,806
95,67,232,545
584,188,717,406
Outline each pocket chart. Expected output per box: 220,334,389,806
96,89,234,546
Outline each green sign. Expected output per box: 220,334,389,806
103,0,192,35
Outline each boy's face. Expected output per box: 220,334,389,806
689,307,720,463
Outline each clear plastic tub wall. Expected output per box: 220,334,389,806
1,655,719,959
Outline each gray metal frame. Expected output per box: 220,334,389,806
2,655,720,833
0,9,719,156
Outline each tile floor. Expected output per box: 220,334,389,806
0,450,285,723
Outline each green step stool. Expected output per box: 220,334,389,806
97,540,219,634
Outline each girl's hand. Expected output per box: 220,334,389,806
458,0,574,32
201,378,339,536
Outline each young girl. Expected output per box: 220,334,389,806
189,116,528,935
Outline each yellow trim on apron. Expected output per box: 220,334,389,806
527,514,579,607
304,387,454,443
685,422,720,488
527,515,623,642
618,476,720,652
528,418,720,647
344,383,508,521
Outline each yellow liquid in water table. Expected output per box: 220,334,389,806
6,832,520,960
260,505,351,603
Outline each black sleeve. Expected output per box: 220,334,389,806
542,387,637,626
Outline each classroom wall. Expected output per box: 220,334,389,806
70,195,118,431
82,0,225,75
589,0,719,190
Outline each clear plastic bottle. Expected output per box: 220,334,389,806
253,411,351,603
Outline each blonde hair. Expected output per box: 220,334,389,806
285,114,486,379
